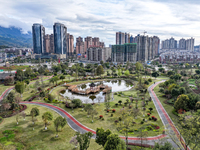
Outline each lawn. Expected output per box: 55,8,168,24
0,104,103,150
0,65,30,71
38,79,165,137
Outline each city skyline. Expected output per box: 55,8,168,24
1,0,200,46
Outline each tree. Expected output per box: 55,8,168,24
60,75,65,81
152,71,159,79
137,129,148,149
15,69,24,81
124,70,130,77
153,142,174,150
167,71,175,76
118,69,122,77
54,116,67,137
30,107,40,125
54,76,59,85
173,74,182,82
104,134,121,150
75,131,93,150
49,77,55,85
117,118,132,148
42,112,53,130
96,96,103,105
84,104,94,117
4,76,14,85
15,82,25,97
171,88,179,100
95,128,112,147
100,60,104,65
158,67,165,73
7,92,15,110
187,93,200,110
24,68,32,78
174,94,189,110
96,65,104,76
135,62,143,72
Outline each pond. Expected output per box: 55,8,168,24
60,80,133,103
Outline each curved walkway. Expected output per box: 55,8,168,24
3,80,186,148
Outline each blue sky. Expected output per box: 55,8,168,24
0,0,200,46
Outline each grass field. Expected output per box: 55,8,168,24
0,104,103,150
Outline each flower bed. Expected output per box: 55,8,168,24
0,104,27,118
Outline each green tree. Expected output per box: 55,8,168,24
54,76,59,85
153,142,174,150
15,69,24,81
75,132,93,150
30,107,40,126
118,69,122,77
60,75,65,81
42,112,53,130
24,68,32,78
95,128,112,147
173,74,182,82
152,71,159,79
104,134,121,150
135,62,143,72
15,82,25,97
49,77,55,85
124,70,130,77
117,118,132,148
174,94,189,110
54,116,67,137
96,65,104,76
84,104,94,117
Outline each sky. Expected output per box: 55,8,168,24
0,0,200,46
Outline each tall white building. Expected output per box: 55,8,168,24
186,37,194,52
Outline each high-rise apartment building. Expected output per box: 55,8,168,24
50,34,54,53
111,43,137,63
179,38,186,50
32,23,45,54
186,38,195,52
99,42,105,48
92,37,100,46
44,34,50,53
87,47,111,62
153,36,160,57
125,32,130,43
116,32,125,45
69,35,74,56
84,36,92,53
76,36,84,55
53,23,67,54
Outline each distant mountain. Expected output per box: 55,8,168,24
0,26,32,48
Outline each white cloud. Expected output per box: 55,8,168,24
0,0,200,45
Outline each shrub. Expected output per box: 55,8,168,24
72,99,82,107
172,108,178,116
119,117,122,121
102,118,104,120
48,94,55,102
147,113,150,116
141,121,144,124
153,118,157,121
115,120,119,124
144,80,149,85
159,88,164,93
148,78,152,82
107,110,110,113
112,109,116,113
155,126,160,129
149,108,153,111
111,114,113,117
99,115,103,119
151,116,155,119
115,103,118,107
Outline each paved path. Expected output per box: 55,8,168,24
2,80,187,148
149,81,187,150
20,101,166,146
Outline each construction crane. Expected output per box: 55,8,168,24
139,31,147,36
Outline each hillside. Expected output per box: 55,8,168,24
0,26,32,48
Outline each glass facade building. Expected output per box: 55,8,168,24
32,24,45,54
53,23,67,54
